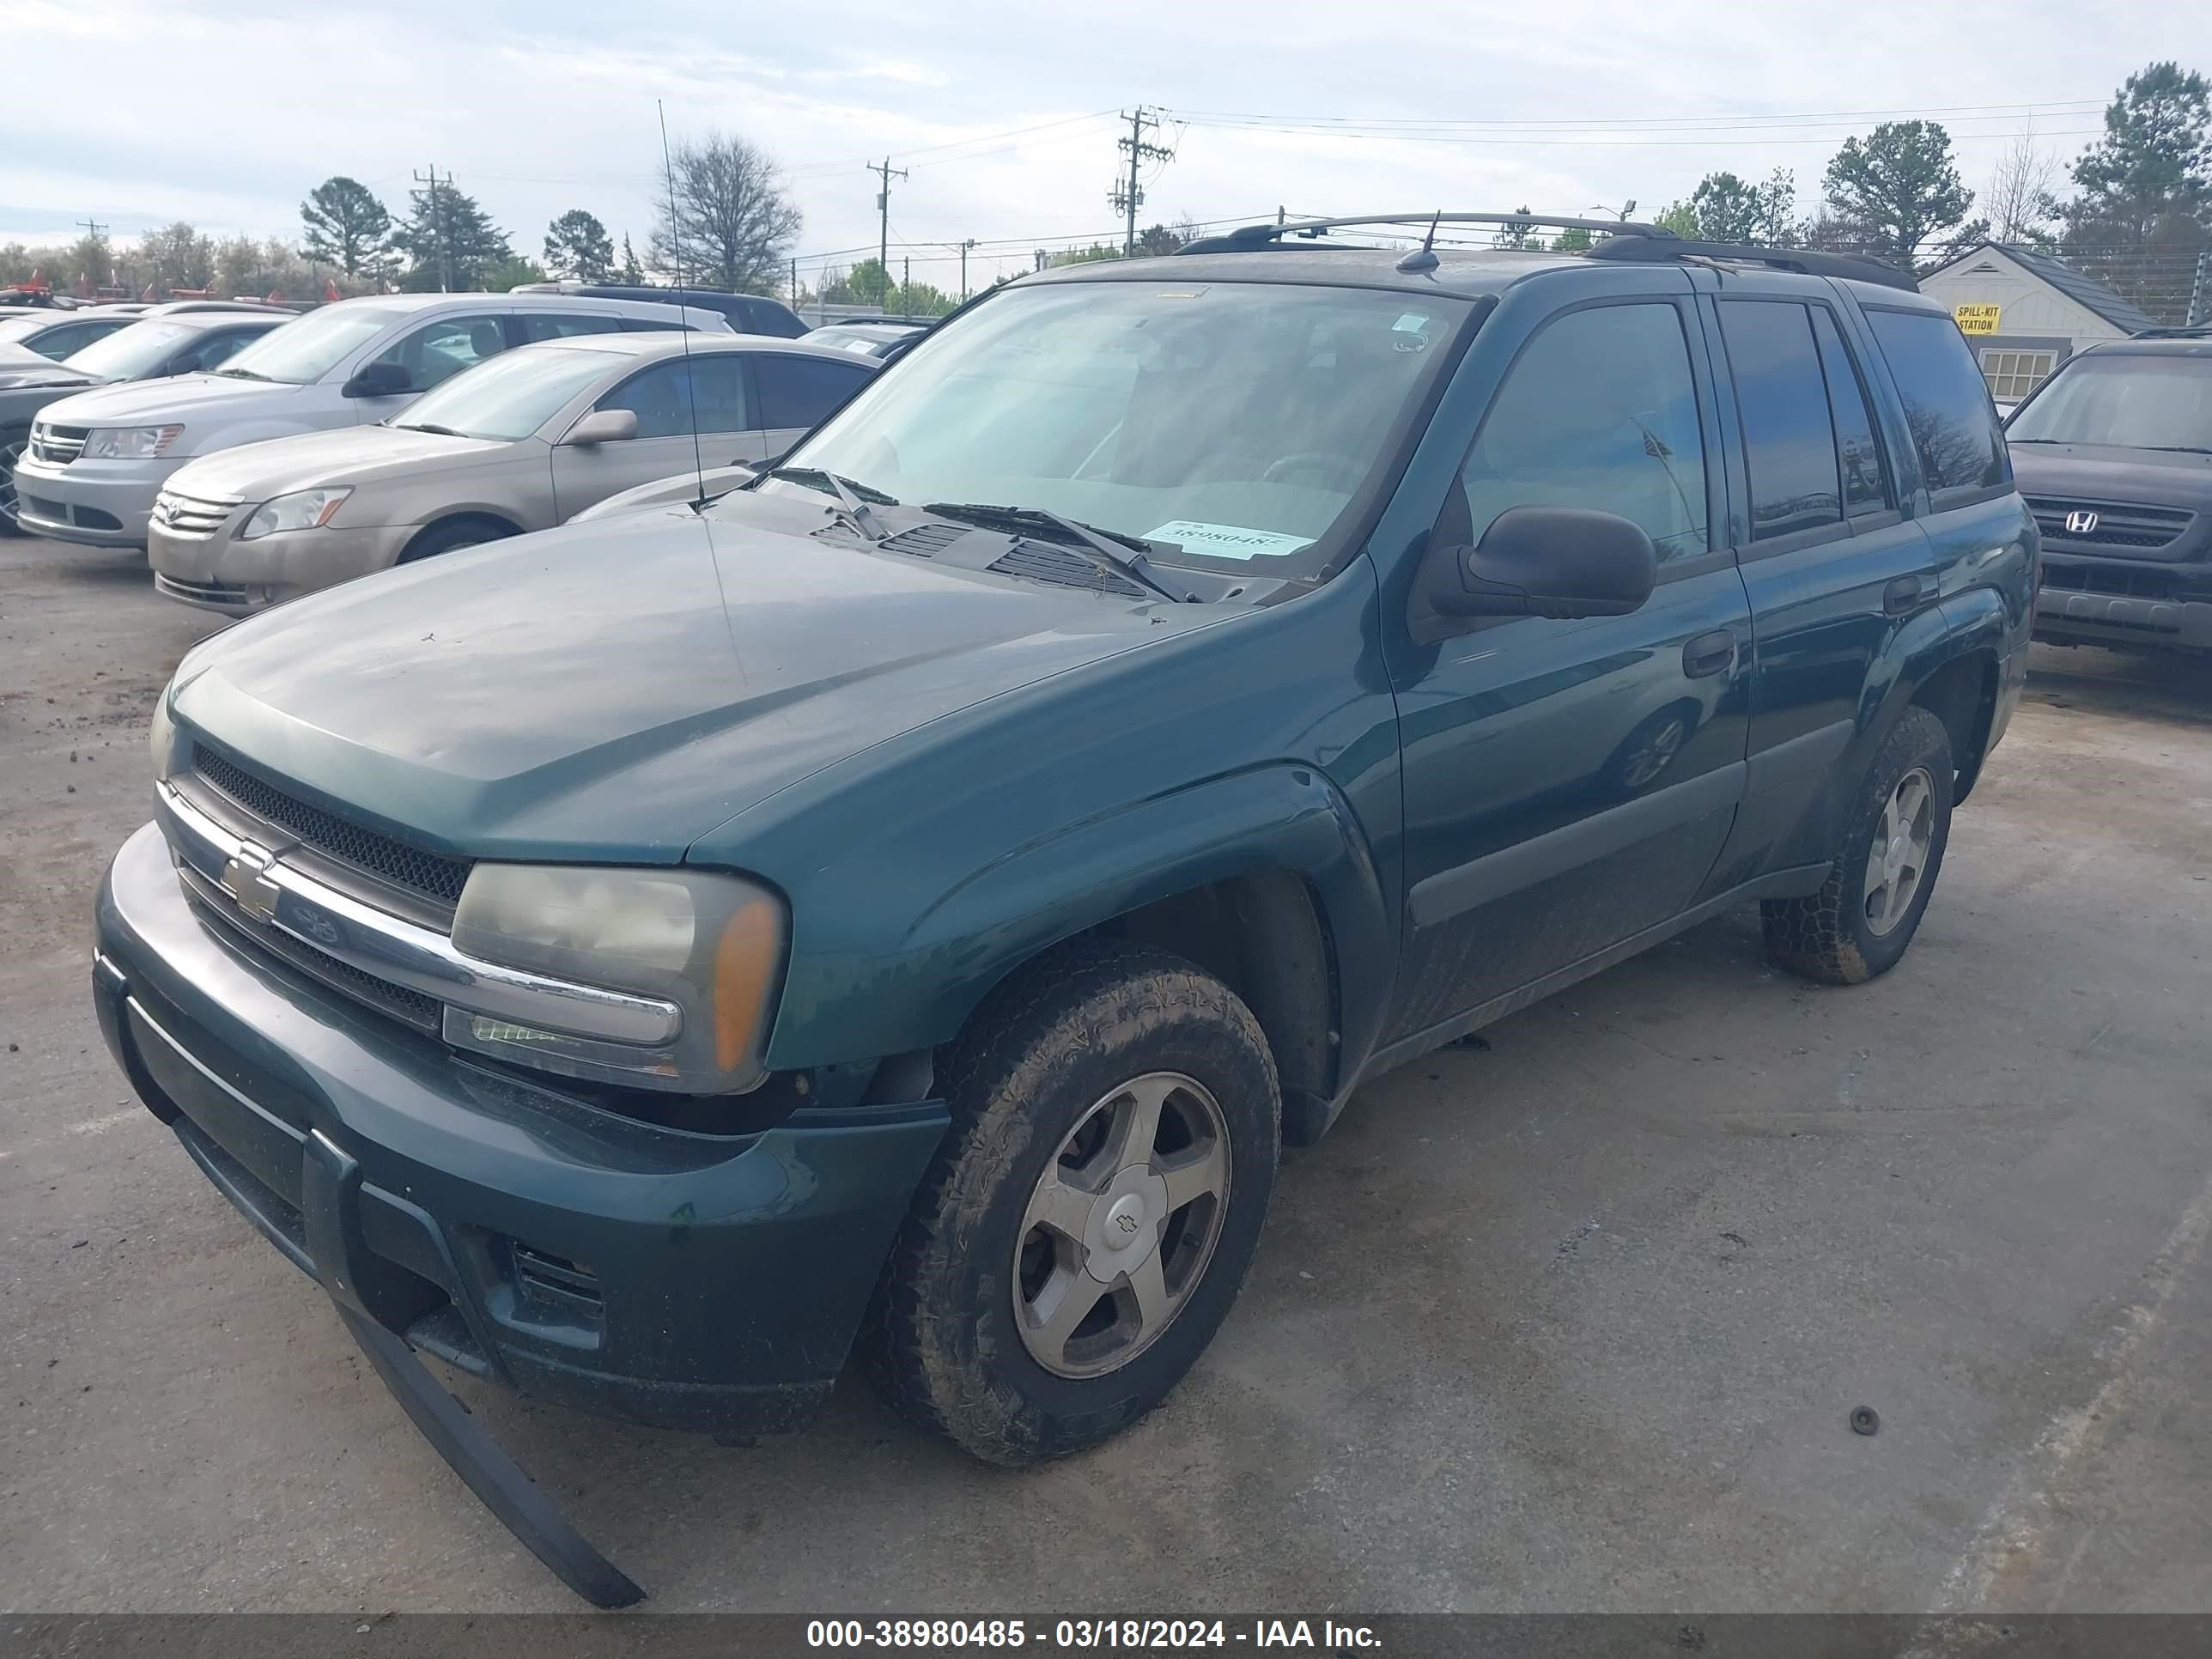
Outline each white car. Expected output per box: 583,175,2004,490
13,292,731,550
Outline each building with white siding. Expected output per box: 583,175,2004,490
1917,243,2161,408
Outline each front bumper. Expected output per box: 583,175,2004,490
95,820,947,1436
12,452,180,548
149,514,416,614
2033,556,2212,652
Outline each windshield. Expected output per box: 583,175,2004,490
2008,353,2212,452
773,280,1473,575
216,303,403,386
389,343,615,441
62,319,195,380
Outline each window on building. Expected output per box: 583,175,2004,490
1979,349,2057,403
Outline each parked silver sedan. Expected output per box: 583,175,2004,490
146,331,877,614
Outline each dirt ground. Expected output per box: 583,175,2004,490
3,536,2209,1613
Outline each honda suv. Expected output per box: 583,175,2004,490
2004,329,2212,654
94,213,2032,1602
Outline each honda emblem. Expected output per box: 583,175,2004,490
2063,510,2099,536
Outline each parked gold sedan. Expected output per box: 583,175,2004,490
147,331,875,614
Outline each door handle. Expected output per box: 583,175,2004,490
1682,629,1735,679
1883,575,1924,616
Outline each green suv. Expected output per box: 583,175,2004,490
94,213,2033,1598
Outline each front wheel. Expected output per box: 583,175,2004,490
1762,706,1955,984
0,428,27,536
860,939,1280,1466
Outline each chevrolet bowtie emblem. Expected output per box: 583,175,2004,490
219,842,282,923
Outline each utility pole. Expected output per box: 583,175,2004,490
1110,107,1175,258
790,257,798,310
76,217,109,297
413,166,453,291
957,237,977,301
868,158,907,302
902,255,909,306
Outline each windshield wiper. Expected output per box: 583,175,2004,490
763,465,893,542
2138,445,2212,455
214,366,270,380
921,502,1198,602
393,422,465,437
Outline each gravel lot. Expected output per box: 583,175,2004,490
3,535,2209,1614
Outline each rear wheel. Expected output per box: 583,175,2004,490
1762,706,1954,984
861,939,1280,1466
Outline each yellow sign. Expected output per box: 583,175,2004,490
1954,302,2002,335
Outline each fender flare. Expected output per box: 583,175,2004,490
767,764,1395,1085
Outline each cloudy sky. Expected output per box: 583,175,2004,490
1,0,2191,291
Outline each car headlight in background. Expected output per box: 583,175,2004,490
448,865,787,1093
240,487,352,539
84,425,183,460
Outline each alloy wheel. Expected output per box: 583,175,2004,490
1864,765,1935,936
1012,1071,1231,1379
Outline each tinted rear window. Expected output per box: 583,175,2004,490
1866,310,2007,500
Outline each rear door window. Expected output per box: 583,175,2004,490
1717,301,1842,541
1865,310,2008,501
753,353,872,430
515,312,623,343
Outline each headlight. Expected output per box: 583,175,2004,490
84,425,183,460
448,865,786,1093
240,487,352,539
149,687,176,781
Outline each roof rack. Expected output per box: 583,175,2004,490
1176,210,1918,293
2130,325,2212,338
1179,210,1668,257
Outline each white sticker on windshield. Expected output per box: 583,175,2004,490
1146,520,1314,560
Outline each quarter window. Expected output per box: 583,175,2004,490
1717,301,1842,541
1866,310,2008,500
518,313,624,343
597,356,751,438
1809,307,1890,515
1979,349,2056,403
1457,303,1711,563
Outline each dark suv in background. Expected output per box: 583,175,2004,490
94,212,2032,1602
2007,329,2212,654
511,280,807,337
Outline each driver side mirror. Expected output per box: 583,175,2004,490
1425,505,1657,623
341,359,412,398
562,408,638,447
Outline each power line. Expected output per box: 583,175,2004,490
1164,97,2109,131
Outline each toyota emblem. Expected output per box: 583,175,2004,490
2063,510,2099,536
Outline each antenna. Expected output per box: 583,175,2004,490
657,100,708,509
1395,212,1443,274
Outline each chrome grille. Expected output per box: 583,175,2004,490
189,745,475,907
2040,562,2180,602
2026,496,2194,554
151,488,239,538
29,422,86,465
179,861,442,1031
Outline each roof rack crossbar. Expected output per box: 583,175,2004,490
1175,211,1919,293
2131,325,2212,338
1177,210,1669,254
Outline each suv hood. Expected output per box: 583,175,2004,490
0,347,95,390
35,372,297,430
165,424,503,501
2009,442,2212,509
170,497,1224,862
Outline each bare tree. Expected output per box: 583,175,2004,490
1984,131,2063,246
651,131,801,295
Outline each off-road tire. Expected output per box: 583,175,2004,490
859,938,1280,1466
1762,705,1954,985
